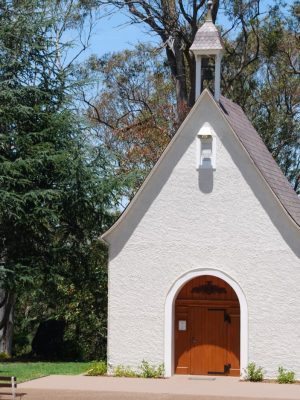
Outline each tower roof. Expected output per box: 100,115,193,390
190,2,224,53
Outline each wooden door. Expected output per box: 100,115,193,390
190,307,229,375
227,306,240,376
175,276,240,376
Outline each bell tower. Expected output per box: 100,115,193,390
190,0,224,101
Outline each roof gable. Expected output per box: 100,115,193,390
102,89,214,241
102,89,300,243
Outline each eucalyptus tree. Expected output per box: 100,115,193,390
85,0,299,193
92,0,276,122
80,44,177,197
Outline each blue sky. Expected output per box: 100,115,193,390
68,6,192,61
95,11,153,54
80,0,293,59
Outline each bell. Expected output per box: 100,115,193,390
201,57,215,90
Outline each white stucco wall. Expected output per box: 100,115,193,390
105,92,300,378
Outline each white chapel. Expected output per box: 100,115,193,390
102,1,300,378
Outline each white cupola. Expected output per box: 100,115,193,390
190,0,224,101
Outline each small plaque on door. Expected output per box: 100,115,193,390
178,320,187,331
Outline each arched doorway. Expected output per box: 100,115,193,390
174,275,240,376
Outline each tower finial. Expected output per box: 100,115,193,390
207,0,213,22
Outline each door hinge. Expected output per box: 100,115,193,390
207,308,231,324
224,311,231,324
208,364,231,375
224,363,231,374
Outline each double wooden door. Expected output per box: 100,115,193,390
175,276,240,376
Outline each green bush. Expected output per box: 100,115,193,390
113,365,139,377
139,360,164,378
277,366,296,384
113,361,164,378
86,361,107,376
0,352,10,360
12,332,31,357
244,362,264,382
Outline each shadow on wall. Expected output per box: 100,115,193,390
198,169,214,193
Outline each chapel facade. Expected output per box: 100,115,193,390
102,2,300,378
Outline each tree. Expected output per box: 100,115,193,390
0,0,119,355
80,44,177,197
230,4,300,194
92,0,273,123
86,0,299,194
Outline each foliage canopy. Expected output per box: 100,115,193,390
0,0,120,359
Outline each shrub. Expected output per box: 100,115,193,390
113,361,164,378
114,365,139,377
86,361,107,376
277,366,296,384
139,360,164,378
0,352,10,361
12,332,31,357
244,362,264,382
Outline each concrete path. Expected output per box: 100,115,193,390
12,389,286,400
18,375,300,400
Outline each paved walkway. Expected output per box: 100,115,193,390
18,375,300,400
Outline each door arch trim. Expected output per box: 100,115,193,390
164,268,248,377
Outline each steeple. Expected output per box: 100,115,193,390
190,0,224,101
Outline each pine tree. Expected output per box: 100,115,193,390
0,0,116,355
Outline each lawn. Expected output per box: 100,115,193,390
0,362,93,383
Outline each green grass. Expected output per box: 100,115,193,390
0,362,93,383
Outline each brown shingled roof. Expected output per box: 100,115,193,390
219,95,300,228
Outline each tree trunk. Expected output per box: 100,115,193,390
165,38,188,124
0,289,15,356
186,50,195,107
162,0,189,123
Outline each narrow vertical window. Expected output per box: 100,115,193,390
200,136,213,168
196,126,216,170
